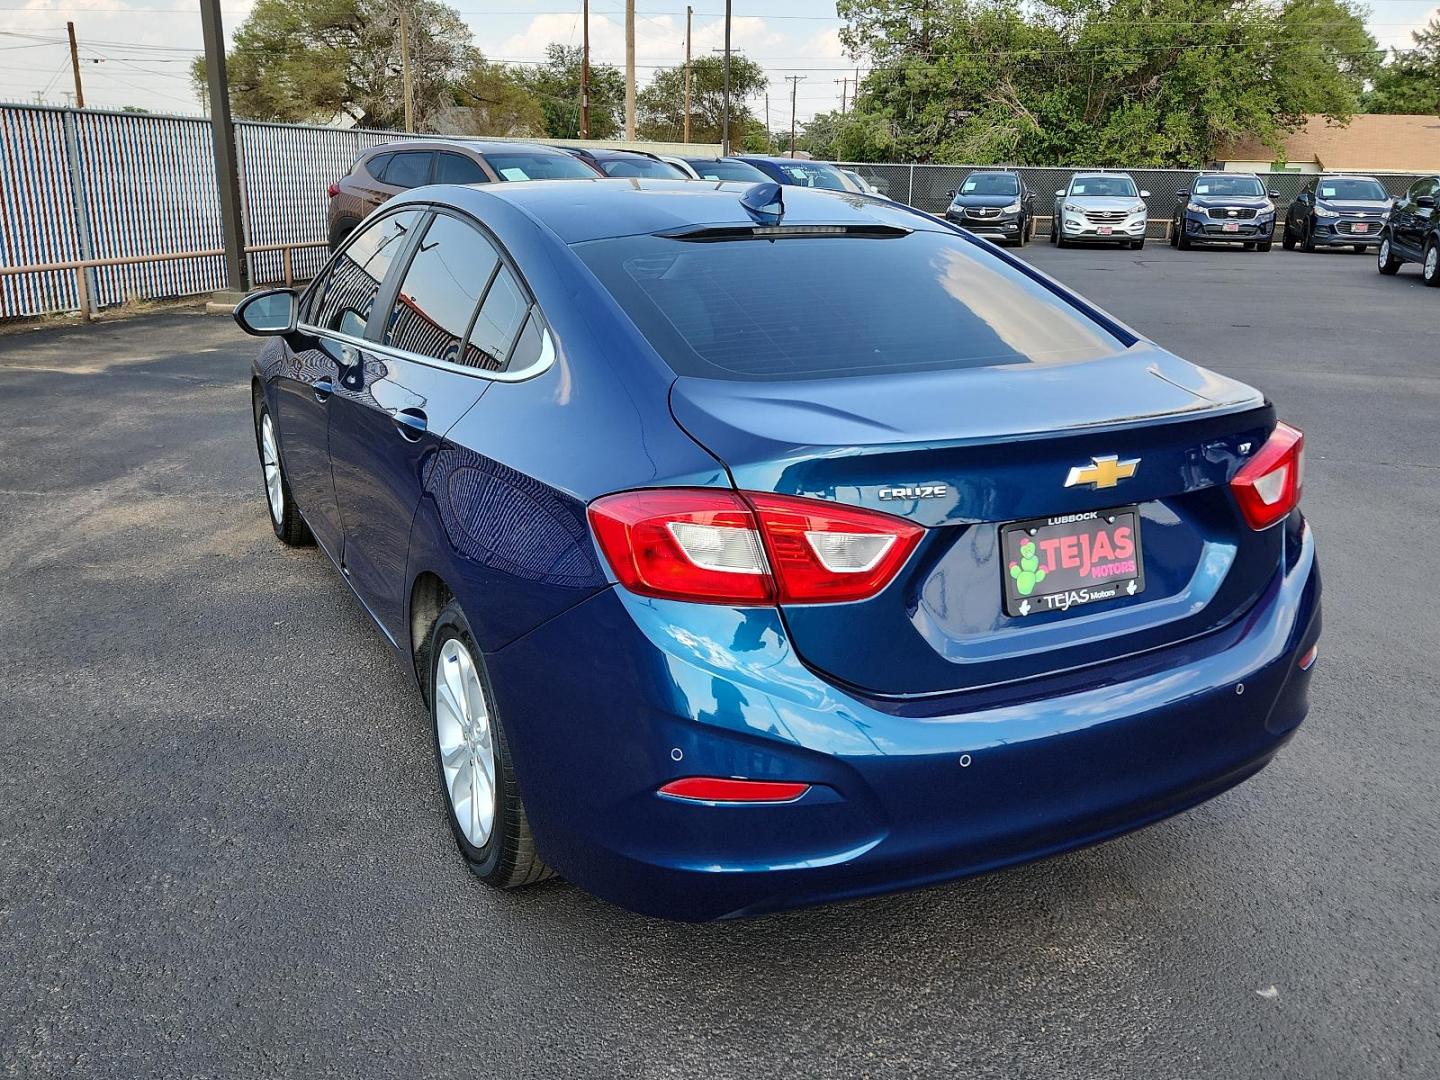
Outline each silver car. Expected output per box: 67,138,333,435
1052,172,1151,249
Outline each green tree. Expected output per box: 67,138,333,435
836,0,1381,165
449,59,546,136
514,44,625,139
636,54,768,144
1364,16,1440,115
191,0,477,129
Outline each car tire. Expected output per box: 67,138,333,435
1169,224,1178,248
1014,220,1027,248
428,601,553,890
1423,240,1440,287
253,398,313,547
1131,237,1145,250
1243,242,1256,251
1177,230,1192,251
1352,245,1367,254
1377,236,1403,275
1258,241,1273,252
328,215,360,252
1302,223,1316,253
1282,228,1296,251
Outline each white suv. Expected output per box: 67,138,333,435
1052,172,1150,249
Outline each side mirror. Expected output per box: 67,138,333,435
1139,190,1151,199
234,289,298,337
945,189,957,198
1055,188,1065,197
1418,195,1437,209
1269,189,1281,198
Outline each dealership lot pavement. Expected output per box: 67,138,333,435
1,244,1437,1080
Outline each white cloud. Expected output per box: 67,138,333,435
1374,6,1438,51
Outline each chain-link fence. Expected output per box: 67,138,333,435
840,162,1425,237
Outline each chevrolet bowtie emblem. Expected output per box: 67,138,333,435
1064,454,1140,489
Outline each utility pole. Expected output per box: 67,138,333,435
764,92,770,153
835,77,848,113
581,0,591,138
624,0,635,139
66,21,85,108
720,0,732,154
786,74,804,156
398,8,415,132
683,6,692,144
198,0,249,295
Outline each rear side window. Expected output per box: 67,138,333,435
435,152,489,184
385,214,501,366
365,152,394,179
466,266,527,367
773,162,850,191
383,152,433,189
574,229,1125,381
690,160,767,182
308,210,423,335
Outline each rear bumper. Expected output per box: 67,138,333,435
490,519,1320,921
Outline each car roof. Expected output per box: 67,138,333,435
1072,171,1133,178
364,139,572,157
1318,173,1380,180
425,177,933,245
585,147,663,160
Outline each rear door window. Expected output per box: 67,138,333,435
307,210,423,335
385,213,501,365
574,228,1125,381
382,152,433,189
435,152,489,184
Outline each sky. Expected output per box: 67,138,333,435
0,0,1436,129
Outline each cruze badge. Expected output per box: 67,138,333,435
879,484,948,501
1064,454,1140,490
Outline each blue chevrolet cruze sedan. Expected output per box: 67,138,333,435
234,178,1320,921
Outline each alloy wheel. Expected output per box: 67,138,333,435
434,637,497,849
1426,245,1438,282
260,413,283,524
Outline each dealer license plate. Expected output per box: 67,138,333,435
1222,222,1240,232
1352,223,1369,233
1001,507,1145,617
1097,226,1113,235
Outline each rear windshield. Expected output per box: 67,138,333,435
1192,175,1264,197
962,174,1019,196
574,228,1125,381
688,159,768,182
771,161,853,191
601,156,686,179
1318,178,1386,201
484,152,598,181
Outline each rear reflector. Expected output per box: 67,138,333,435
658,777,811,803
326,182,341,198
1231,422,1304,530
588,488,923,605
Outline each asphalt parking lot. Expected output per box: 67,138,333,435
1,242,1437,1080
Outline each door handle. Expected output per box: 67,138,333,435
393,408,428,442
314,377,334,402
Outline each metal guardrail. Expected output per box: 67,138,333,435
0,240,328,322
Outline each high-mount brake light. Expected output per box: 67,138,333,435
587,489,923,605
1231,422,1304,530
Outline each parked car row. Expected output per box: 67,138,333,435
327,140,884,251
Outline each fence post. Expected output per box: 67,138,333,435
907,163,916,207
60,107,97,320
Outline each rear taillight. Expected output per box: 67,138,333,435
587,489,923,606
326,182,341,198
1231,422,1304,530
